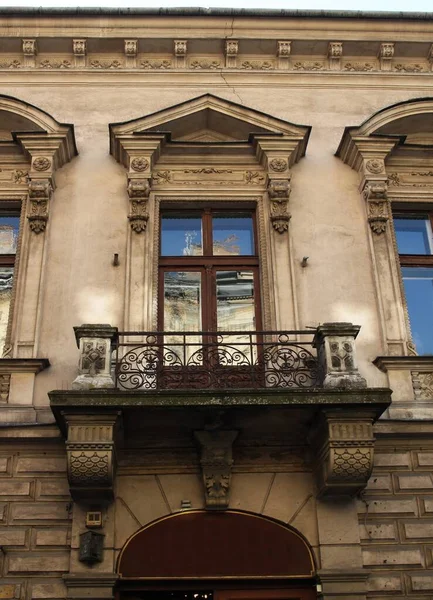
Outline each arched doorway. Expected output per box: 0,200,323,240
117,510,317,600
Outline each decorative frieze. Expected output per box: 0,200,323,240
190,59,221,69
225,40,238,68
71,324,118,390
90,59,122,69
64,412,121,503
174,40,187,68
194,430,238,510
240,60,274,70
394,63,425,72
39,59,72,69
328,42,343,70
141,59,172,69
344,62,375,71
293,61,324,71
310,410,375,497
379,42,394,71
267,177,291,233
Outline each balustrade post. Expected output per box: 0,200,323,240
72,324,118,390
313,322,367,389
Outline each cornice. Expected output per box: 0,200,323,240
0,358,50,374
374,355,433,372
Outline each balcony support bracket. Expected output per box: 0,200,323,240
310,408,375,498
64,411,121,503
194,430,238,510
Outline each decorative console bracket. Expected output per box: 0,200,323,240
314,322,367,389
64,411,121,503
194,430,238,510
72,324,118,390
310,409,375,497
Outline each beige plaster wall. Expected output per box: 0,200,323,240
0,80,429,403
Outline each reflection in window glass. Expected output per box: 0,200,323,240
161,216,203,256
0,217,19,254
0,267,13,353
216,270,256,361
394,217,432,255
212,215,254,256
402,267,433,355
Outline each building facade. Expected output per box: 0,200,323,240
0,7,433,600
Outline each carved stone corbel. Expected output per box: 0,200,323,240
27,178,53,233
194,430,238,510
127,178,151,233
363,180,389,234
310,410,375,497
64,412,121,503
267,176,291,233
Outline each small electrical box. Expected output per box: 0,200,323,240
86,510,103,528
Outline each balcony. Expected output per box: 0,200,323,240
49,322,391,504
114,330,320,391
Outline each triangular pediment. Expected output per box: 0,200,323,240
110,94,311,164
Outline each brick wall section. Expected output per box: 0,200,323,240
359,447,433,598
0,447,71,600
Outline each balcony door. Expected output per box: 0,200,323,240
159,209,261,378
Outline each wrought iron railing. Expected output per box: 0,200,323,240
114,330,320,391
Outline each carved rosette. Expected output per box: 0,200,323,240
27,179,52,233
267,177,291,233
194,430,238,510
64,412,120,503
127,178,151,233
310,412,375,497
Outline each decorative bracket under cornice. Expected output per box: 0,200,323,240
194,429,238,510
310,408,376,497
64,411,121,504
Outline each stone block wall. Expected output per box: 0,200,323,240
0,446,71,600
359,447,433,598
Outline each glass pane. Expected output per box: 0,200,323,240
212,215,254,256
163,271,202,364
0,217,19,254
0,267,13,353
161,216,202,256
394,217,432,255
402,267,433,355
216,270,256,362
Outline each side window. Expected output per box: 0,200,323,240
0,207,20,354
394,213,433,355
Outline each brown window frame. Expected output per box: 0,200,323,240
158,207,262,333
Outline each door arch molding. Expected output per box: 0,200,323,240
117,509,316,581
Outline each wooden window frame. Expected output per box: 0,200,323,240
158,207,262,333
